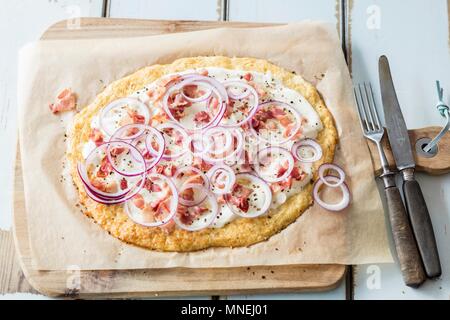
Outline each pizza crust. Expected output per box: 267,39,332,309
66,56,338,252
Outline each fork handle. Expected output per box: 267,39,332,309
382,173,426,287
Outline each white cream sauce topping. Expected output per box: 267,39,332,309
83,67,323,229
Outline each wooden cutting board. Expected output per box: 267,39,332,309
12,18,346,298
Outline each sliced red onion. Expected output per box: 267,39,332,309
188,132,213,157
99,98,150,137
203,126,234,155
109,123,146,142
147,122,189,160
318,163,346,187
173,166,210,206
292,139,323,163
313,175,350,212
206,164,236,195
162,75,228,131
77,142,146,199
253,146,294,183
250,101,302,145
106,141,147,177
173,184,219,231
125,173,179,227
224,80,253,100
202,128,244,164
181,81,213,103
226,173,272,218
220,81,259,127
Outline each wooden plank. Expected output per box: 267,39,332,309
42,18,276,39
10,18,345,298
349,0,450,299
0,0,105,298
109,0,221,21
0,230,36,295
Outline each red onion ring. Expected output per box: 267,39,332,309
220,81,259,127
226,173,272,218
125,173,179,227
318,163,346,187
162,75,228,131
203,126,234,155
202,128,244,164
173,184,219,231
224,80,253,100
106,141,147,177
188,132,213,157
291,139,323,163
181,81,213,103
250,101,302,145
173,166,210,206
109,123,146,142
147,122,189,160
313,175,350,212
78,142,146,199
99,98,150,137
206,164,236,195
253,146,294,183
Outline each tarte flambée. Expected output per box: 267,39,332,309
66,56,338,252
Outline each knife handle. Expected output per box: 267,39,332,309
402,173,442,278
384,183,426,287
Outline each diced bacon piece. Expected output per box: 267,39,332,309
144,178,162,192
226,183,253,213
127,109,146,124
49,88,77,114
243,73,253,81
150,108,169,126
182,85,199,99
96,157,113,178
276,160,290,178
180,187,194,202
279,117,292,127
178,205,207,225
209,97,220,113
89,128,104,146
163,163,177,177
198,69,209,76
120,178,128,190
132,194,145,210
270,107,286,119
194,111,211,124
110,146,126,156
91,178,117,193
192,157,213,172
155,198,171,217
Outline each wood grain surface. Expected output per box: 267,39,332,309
369,127,450,176
12,17,346,298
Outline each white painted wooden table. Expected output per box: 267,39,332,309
1,0,449,300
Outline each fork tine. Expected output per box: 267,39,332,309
360,83,376,131
353,86,368,133
367,83,382,131
357,84,371,131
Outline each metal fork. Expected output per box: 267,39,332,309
354,83,426,288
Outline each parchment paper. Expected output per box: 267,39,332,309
18,22,393,270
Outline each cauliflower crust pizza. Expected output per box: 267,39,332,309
66,56,338,252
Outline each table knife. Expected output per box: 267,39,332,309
379,55,442,278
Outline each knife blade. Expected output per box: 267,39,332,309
378,56,415,171
379,55,441,278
